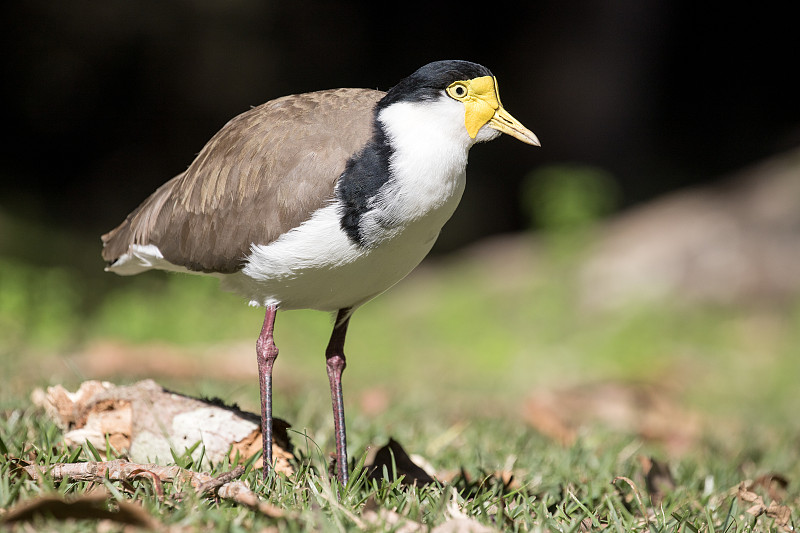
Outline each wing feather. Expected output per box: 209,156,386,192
102,88,384,273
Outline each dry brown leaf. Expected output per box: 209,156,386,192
361,499,423,533
522,396,575,445
431,517,498,533
365,438,435,486
7,457,34,481
32,379,294,475
737,479,794,531
494,470,518,490
1,493,156,528
745,502,766,516
436,488,500,533
358,386,390,416
638,456,675,505
748,473,789,503
433,468,522,495
524,380,700,454
433,468,465,484
30,380,112,430
765,501,792,529
737,482,761,503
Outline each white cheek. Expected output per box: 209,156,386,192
372,99,471,233
379,98,474,154
474,124,502,143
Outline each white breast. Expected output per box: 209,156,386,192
224,201,447,311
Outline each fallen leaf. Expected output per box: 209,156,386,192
365,438,435,486
748,473,789,503
358,386,390,416
431,517,498,533
7,457,33,480
638,456,675,505
736,478,794,531
765,501,792,530
436,488,499,532
495,470,517,490
745,502,766,516
522,397,575,445
737,481,761,504
524,380,700,454
1,494,156,528
361,497,423,533
30,380,113,430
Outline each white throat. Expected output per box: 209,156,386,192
380,96,475,182
362,97,475,241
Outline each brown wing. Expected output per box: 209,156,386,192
102,88,384,273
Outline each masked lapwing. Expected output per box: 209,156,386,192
101,60,539,485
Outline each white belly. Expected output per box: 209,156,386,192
221,198,457,311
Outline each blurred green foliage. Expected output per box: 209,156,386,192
90,273,261,344
521,163,619,232
0,259,82,349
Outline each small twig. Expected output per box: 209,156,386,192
19,459,284,517
23,459,207,489
218,481,286,517
196,465,246,496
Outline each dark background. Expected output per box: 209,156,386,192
2,1,798,258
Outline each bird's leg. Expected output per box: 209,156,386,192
326,308,352,485
256,305,279,480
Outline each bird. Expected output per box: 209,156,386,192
101,60,539,485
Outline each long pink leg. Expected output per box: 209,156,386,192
256,305,279,479
326,308,352,485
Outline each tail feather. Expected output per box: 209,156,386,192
101,174,183,266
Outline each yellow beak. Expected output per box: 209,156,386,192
488,107,541,146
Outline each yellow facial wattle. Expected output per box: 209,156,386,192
446,75,540,146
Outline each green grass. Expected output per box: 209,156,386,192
1,226,799,530
2,407,798,531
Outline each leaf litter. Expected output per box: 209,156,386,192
7,378,796,531
736,475,794,531
31,379,294,474
2,491,156,529
523,379,701,454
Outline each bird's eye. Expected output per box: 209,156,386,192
447,82,469,100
